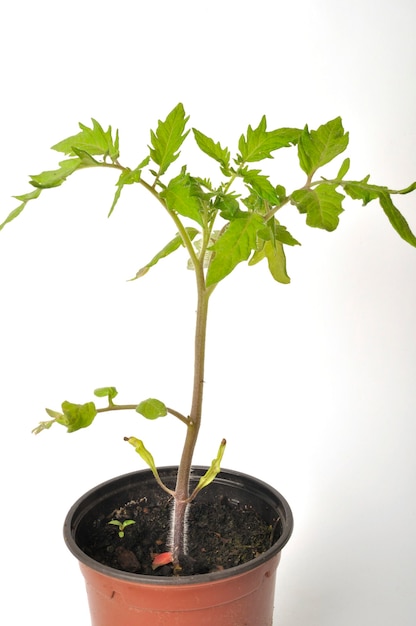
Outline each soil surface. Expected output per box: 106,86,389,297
82,493,277,576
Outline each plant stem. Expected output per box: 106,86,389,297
170,269,212,566
138,177,217,568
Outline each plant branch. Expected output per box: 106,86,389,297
96,403,139,413
166,407,190,426
263,196,291,222
96,402,189,425
138,177,201,271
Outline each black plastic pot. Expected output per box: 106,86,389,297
64,466,293,626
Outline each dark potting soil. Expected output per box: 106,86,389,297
82,493,277,577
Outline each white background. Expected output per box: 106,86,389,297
1,1,415,624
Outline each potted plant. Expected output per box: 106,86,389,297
1,103,415,625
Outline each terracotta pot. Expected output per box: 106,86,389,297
64,467,293,626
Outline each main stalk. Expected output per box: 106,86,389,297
169,271,211,567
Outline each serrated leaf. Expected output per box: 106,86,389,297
60,401,97,433
192,128,230,170
343,176,384,204
136,398,167,420
241,189,263,212
378,191,416,247
29,158,82,189
249,238,291,284
257,216,300,247
247,240,266,265
52,119,119,161
130,227,199,279
298,118,349,177
71,147,101,167
274,225,299,247
108,157,150,217
292,184,345,231
214,193,244,219
264,239,291,283
149,103,189,176
238,116,301,163
343,178,416,245
161,171,203,226
0,189,42,231
206,213,264,286
241,168,280,204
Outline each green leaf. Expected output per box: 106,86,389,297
192,128,230,171
136,398,168,420
60,401,97,433
161,171,203,226
343,178,416,246
241,189,264,212
71,147,101,167
341,176,416,206
291,184,345,231
206,213,264,286
378,191,416,247
337,157,350,179
298,118,349,177
273,223,301,246
257,219,300,246
251,239,291,284
108,520,122,527
0,189,42,231
125,436,159,474
194,439,226,492
343,176,381,204
32,415,58,434
122,519,136,528
264,239,290,283
238,116,301,163
241,168,281,204
214,193,244,219
44,408,63,419
398,181,416,195
149,103,189,176
108,157,150,217
29,158,82,189
130,227,199,279
125,436,173,495
94,387,118,401
52,119,119,161
1,123,121,229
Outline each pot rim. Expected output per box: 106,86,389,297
63,466,294,586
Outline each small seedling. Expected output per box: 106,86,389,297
108,519,136,538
